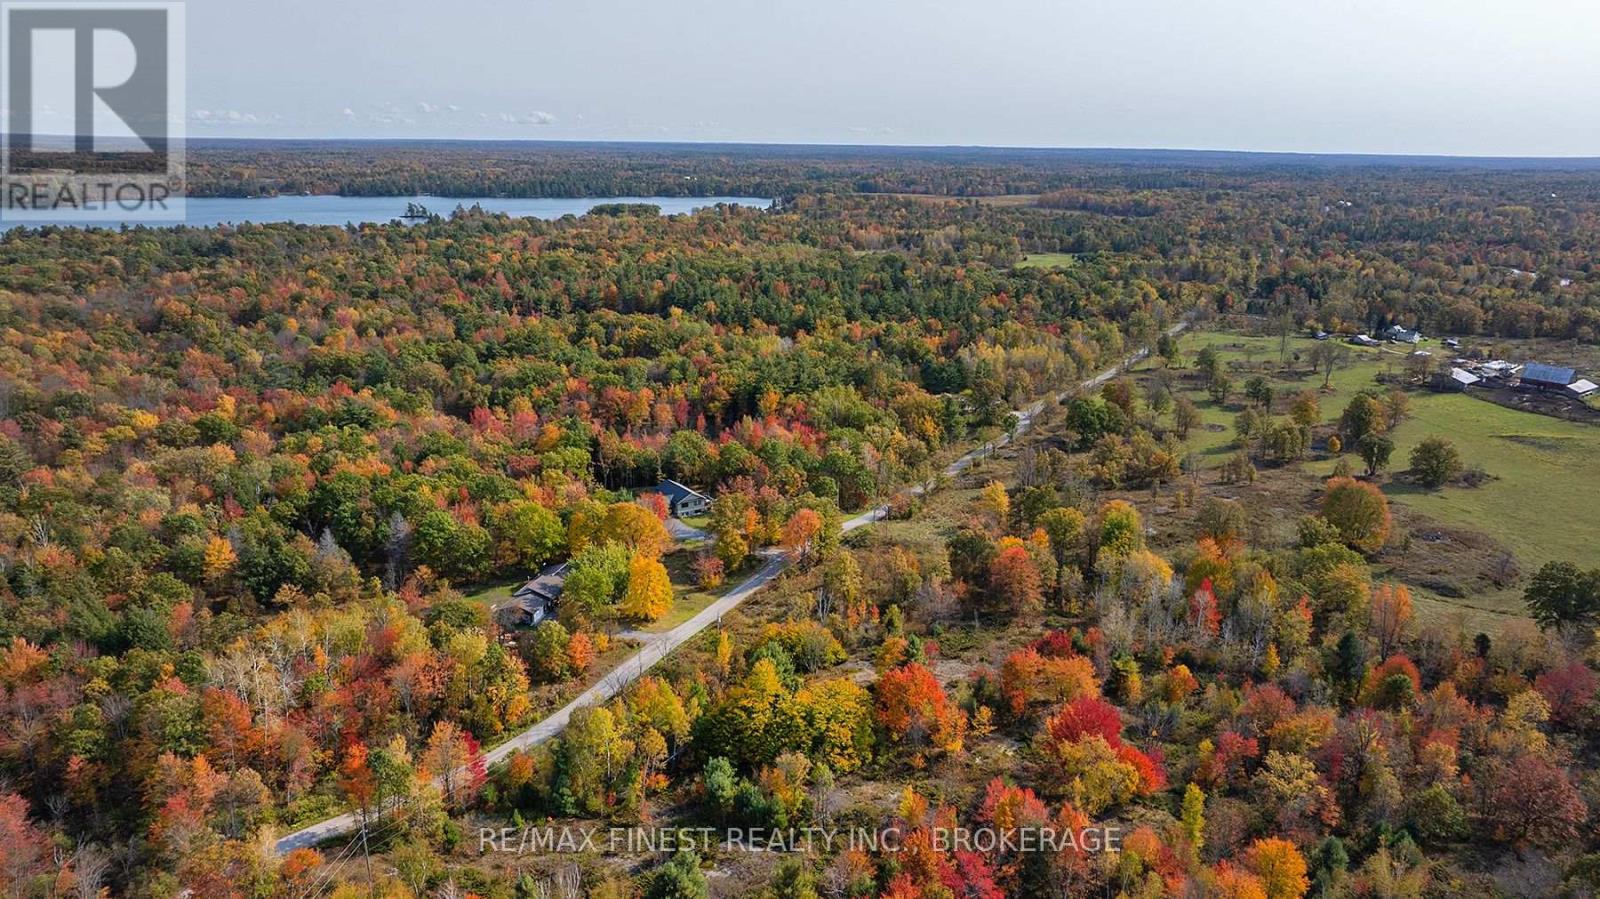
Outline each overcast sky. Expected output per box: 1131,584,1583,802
181,0,1600,156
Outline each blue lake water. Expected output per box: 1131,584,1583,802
2,195,772,229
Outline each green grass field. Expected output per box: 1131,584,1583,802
1016,253,1079,269
1146,330,1600,621
1131,331,1395,458
639,589,721,633
464,579,521,613
1376,396,1600,574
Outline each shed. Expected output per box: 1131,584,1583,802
1433,368,1480,393
1568,379,1598,398
655,479,712,518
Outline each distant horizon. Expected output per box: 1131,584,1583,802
148,135,1600,165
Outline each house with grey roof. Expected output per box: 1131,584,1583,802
496,562,569,629
654,479,712,518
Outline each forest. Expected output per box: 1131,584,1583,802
0,146,1596,898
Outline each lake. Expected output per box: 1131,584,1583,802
1,195,773,230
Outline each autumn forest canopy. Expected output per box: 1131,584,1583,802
0,144,1598,899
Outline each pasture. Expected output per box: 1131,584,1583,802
1016,252,1079,269
1141,329,1600,622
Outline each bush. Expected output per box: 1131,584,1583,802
525,621,572,681
703,757,737,811
646,850,708,899
750,620,846,673
887,492,918,520
1356,432,1395,476
1409,436,1463,488
1320,477,1392,554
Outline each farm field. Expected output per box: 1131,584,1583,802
1145,329,1600,621
1348,395,1600,609
1015,252,1079,269
1127,330,1394,457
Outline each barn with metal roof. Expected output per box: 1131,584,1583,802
1520,362,1577,390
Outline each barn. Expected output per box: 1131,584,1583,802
1519,362,1578,391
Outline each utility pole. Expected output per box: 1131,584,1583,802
360,816,376,899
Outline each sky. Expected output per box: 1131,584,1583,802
174,0,1600,156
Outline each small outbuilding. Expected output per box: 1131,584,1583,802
1437,367,1481,392
655,479,712,518
1568,379,1598,399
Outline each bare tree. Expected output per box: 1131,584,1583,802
1310,342,1349,389
385,510,413,590
552,863,583,899
69,844,112,899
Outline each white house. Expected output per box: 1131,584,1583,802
655,479,712,518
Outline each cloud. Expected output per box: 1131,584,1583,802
501,110,556,126
191,108,277,127
417,101,440,114
343,103,417,127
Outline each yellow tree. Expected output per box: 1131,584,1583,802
1241,837,1309,899
620,553,673,621
203,536,237,584
1180,783,1206,861
1320,477,1391,554
421,721,474,806
715,630,734,680
979,480,1010,530
797,677,874,773
1097,500,1145,561
601,503,674,558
